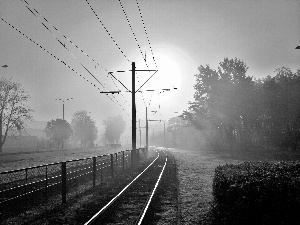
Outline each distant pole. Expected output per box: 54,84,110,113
146,107,148,150
164,120,166,148
63,103,65,121
55,98,73,150
139,119,141,148
132,62,136,164
62,102,64,149
153,127,154,143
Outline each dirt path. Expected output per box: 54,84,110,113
169,148,242,224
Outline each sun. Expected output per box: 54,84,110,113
137,51,182,104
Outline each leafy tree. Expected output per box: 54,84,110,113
0,77,33,152
167,117,187,147
44,118,72,150
262,67,300,150
71,110,98,147
103,115,126,144
183,57,300,152
182,58,258,150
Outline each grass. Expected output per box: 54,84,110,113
168,146,300,225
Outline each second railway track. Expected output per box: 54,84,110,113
85,150,168,225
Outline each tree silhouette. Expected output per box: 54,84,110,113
183,57,300,152
71,110,98,147
0,77,33,152
44,119,72,150
103,115,126,145
167,117,187,147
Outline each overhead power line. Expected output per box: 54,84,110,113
108,74,131,107
118,0,148,108
0,17,122,108
118,0,147,67
135,0,157,69
20,0,105,87
85,0,130,62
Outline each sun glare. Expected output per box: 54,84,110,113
141,52,182,103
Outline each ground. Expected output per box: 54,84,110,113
168,148,242,224
0,146,125,172
2,146,299,224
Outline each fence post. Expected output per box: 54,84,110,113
93,157,96,187
115,153,118,174
45,165,48,206
131,150,134,168
25,168,28,211
122,151,125,171
61,162,67,203
137,149,140,165
110,154,114,178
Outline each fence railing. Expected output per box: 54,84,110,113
0,148,148,220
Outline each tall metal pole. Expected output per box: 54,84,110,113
62,102,65,149
139,119,141,148
164,120,166,148
132,62,136,164
146,107,148,150
63,102,65,121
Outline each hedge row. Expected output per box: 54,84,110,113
212,161,300,224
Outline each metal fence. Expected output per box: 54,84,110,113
0,148,148,220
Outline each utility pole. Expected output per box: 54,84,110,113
55,98,73,121
146,107,148,150
63,103,65,121
101,64,158,165
164,120,166,148
148,119,166,148
55,98,73,150
139,119,141,148
132,62,137,166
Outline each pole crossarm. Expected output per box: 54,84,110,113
108,72,131,92
130,69,157,72
296,46,300,49
100,91,120,94
148,119,162,122
136,70,158,93
139,87,177,92
55,98,73,103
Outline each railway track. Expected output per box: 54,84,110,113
84,150,168,225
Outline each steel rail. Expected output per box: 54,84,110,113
84,154,160,225
137,157,168,225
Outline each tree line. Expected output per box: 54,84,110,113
43,112,126,149
0,76,126,151
44,110,98,149
181,57,300,151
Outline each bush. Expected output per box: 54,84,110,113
212,161,300,224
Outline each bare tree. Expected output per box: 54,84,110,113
0,77,33,152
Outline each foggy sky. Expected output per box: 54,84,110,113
0,0,299,139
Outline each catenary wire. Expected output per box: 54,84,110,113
21,0,108,73
0,17,127,111
135,0,157,69
20,0,105,88
118,0,148,107
109,76,130,107
118,0,147,67
85,0,130,63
